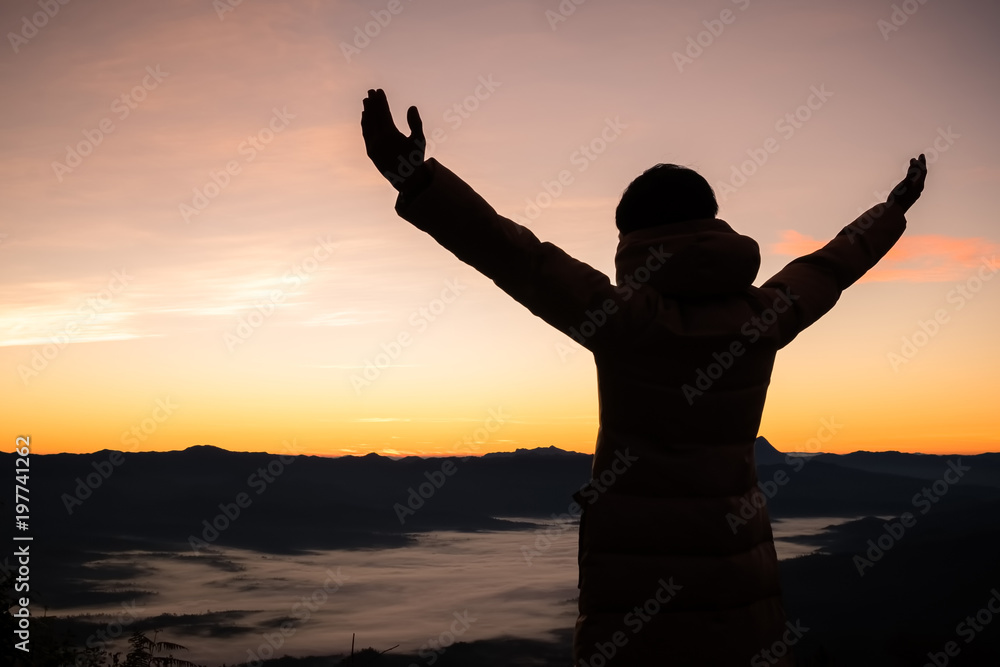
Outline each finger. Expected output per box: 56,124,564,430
364,88,391,126
407,106,424,140
361,94,374,124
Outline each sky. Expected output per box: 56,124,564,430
1,0,998,457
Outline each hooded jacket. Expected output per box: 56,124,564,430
394,158,907,665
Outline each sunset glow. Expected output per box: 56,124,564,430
2,0,998,457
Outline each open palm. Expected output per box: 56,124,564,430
888,154,928,212
361,88,425,189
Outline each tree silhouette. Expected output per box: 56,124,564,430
123,630,202,667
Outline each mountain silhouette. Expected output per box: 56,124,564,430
4,443,999,665
754,435,790,465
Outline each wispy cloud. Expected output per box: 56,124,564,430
773,232,1000,282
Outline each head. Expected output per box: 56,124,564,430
615,164,719,236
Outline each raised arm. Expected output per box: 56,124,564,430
361,89,620,348
761,155,928,347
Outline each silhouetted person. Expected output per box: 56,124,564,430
361,88,927,666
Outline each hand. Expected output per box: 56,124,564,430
361,88,426,190
886,154,927,213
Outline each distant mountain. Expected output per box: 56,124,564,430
812,450,1000,487
5,442,999,608
754,436,788,465
10,443,1000,558
481,445,585,459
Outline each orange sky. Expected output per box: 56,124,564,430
1,0,998,457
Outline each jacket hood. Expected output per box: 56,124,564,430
614,218,760,296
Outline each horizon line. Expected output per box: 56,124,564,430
11,443,998,459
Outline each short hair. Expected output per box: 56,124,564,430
615,164,719,235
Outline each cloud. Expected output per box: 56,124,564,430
772,231,1000,282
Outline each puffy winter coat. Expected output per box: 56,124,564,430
394,158,907,666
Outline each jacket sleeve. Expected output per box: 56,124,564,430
393,159,620,348
760,202,907,348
